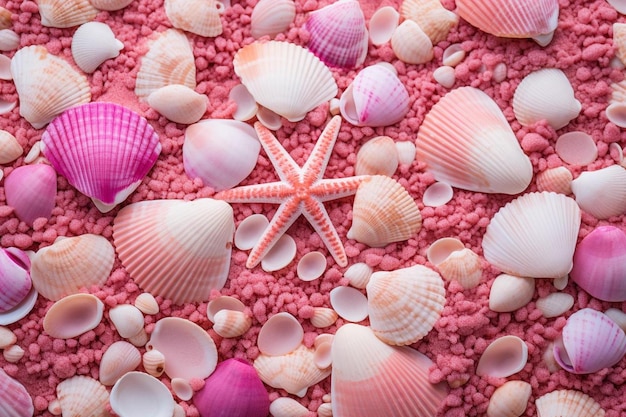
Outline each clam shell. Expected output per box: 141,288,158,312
400,0,458,44
347,175,422,247
0,7,11,29
366,264,446,346
0,368,34,417
415,86,533,194
229,83,258,121
442,43,465,67
206,295,246,322
0,130,22,164
71,21,123,73
0,247,32,313
433,65,456,88
113,198,234,304
148,84,208,125
10,45,91,129
165,0,223,37
134,292,159,315
422,181,454,207
88,0,134,10
212,309,252,338
513,69,581,129
605,102,626,128
427,238,482,289
331,324,448,417
570,165,626,219
330,286,368,322
391,19,434,65
368,6,399,45
355,136,399,176
57,376,109,417
142,349,165,377
30,234,115,301
488,273,535,312
487,380,531,417
250,0,296,39
257,312,304,356
234,214,270,250
297,251,327,281
535,390,605,417
269,398,310,417
482,192,581,279
310,307,338,328
343,262,372,289
109,304,144,338
233,40,338,122
536,166,573,195
0,29,18,51
0,325,17,348
3,344,25,363
110,372,175,417
43,293,104,339
4,164,57,226
99,341,142,386
171,378,193,401
38,0,99,28
555,131,597,166
536,292,574,318
476,335,528,377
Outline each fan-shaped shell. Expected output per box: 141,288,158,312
40,102,161,213
0,368,34,417
99,341,142,386
415,86,533,194
43,293,104,339
535,390,605,417
0,130,22,164
113,198,234,304
400,0,458,44
270,397,310,417
56,376,109,417
347,175,422,247
391,19,434,65
251,0,296,39
487,380,531,417
88,0,134,11
165,0,223,37
147,84,208,125
4,164,56,226
355,136,398,176
427,238,483,289
38,0,99,28
110,372,175,417
71,21,124,73
233,40,338,122
366,264,446,346
570,165,626,219
10,45,91,129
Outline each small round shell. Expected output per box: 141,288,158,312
476,336,528,378
257,312,304,356
535,292,574,318
0,131,22,164
212,309,252,338
134,293,159,315
148,84,208,125
310,307,338,328
43,293,104,339
142,349,166,377
165,0,223,37
487,380,532,417
489,274,535,312
109,304,145,338
99,341,142,386
355,136,399,176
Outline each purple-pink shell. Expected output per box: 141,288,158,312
0,368,34,416
0,247,32,313
4,163,57,226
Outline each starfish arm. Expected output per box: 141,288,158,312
301,196,348,267
214,182,293,204
246,197,302,268
301,115,342,185
311,176,371,202
254,122,301,182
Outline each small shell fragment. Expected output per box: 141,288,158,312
109,304,145,339
310,307,338,328
422,182,454,207
261,234,297,272
343,262,372,289
3,344,24,363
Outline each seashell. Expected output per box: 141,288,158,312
0,247,31,313
257,104,284,131
368,6,399,45
113,198,234,304
297,251,327,281
476,335,528,377
23,141,41,164
433,65,455,88
10,45,91,128
88,0,134,11
165,0,223,37
347,175,422,247
553,308,626,374
206,295,246,322
0,285,38,326
614,23,626,65
233,40,338,122
442,43,465,67
142,349,165,377
536,292,574,318
482,192,581,278
183,119,261,192
71,21,123,73
0,368,34,416
310,307,338,328
555,131,597,166
0,7,11,29
605,102,626,128
257,312,304,356
194,358,270,417
0,325,17,348
341,64,410,127
355,136,398,176
367,264,445,346
513,69,581,130
415,86,533,194
134,292,159,315
553,274,568,290
38,0,99,28
0,130,22,163
535,390,605,417
234,214,270,250
109,304,144,338
304,0,368,69
110,372,175,417
43,293,104,339
570,165,626,219
427,238,482,289
147,84,208,125
343,262,372,289
250,0,296,39
213,309,252,338
0,98,16,115
318,403,333,417
261,233,297,272
41,102,161,212
2,344,24,362
331,323,448,417
0,29,18,51
135,29,196,100
229,83,258,121
423,181,454,207
400,0,459,44
147,317,218,380
536,166,573,195
4,164,57,226
30,234,115,301
99,341,142,386
330,286,368,322
396,141,416,166
456,0,559,45
605,308,626,333
269,397,310,417
56,376,109,417
486,380,531,417
391,20,434,65
254,344,331,397
171,378,193,401
488,273,535,313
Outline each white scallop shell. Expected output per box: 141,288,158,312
43,293,104,339
71,21,123,73
422,181,454,207
56,376,109,417
570,165,626,219
142,349,165,377
38,0,98,28
535,390,605,417
110,372,175,417
165,0,223,37
297,251,327,282
427,238,483,289
250,0,296,39
0,29,19,51
147,84,208,125
391,19,434,65
99,341,142,386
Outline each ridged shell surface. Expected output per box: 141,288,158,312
56,375,109,417
71,21,124,73
487,380,531,417
535,389,605,417
400,0,458,44
570,165,626,219
0,130,22,164
38,0,99,28
99,341,142,386
88,0,134,10
0,368,34,417
0,247,31,313
251,0,296,39
165,0,223,37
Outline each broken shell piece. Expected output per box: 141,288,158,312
99,341,142,386
212,309,252,338
427,238,482,289
134,293,159,315
489,274,535,313
142,349,165,377
71,22,124,73
555,131,597,166
0,131,22,164
536,166,573,195
110,372,175,417
206,295,246,322
230,83,258,121
368,6,399,45
56,376,109,417
391,19,434,65
422,182,454,207
571,165,626,219
147,84,208,125
310,307,338,328
344,262,372,289
250,0,296,39
476,335,528,378
487,380,532,417
43,293,104,339
261,234,296,272
442,43,465,67
535,390,605,417
3,344,24,363
355,136,399,176
330,286,368,322
297,251,327,282
536,292,574,318
269,397,310,417
257,312,304,356
109,304,144,338
606,102,626,127
0,285,38,326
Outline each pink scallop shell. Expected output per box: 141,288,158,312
40,102,161,213
0,247,31,313
4,164,56,226
0,368,34,417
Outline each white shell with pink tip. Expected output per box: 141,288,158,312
476,335,528,377
4,164,56,226
257,312,304,356
251,0,296,39
571,165,626,219
148,84,208,125
110,372,175,417
43,293,104,339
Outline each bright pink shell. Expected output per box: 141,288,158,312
4,164,57,226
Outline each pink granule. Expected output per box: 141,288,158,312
1,0,626,416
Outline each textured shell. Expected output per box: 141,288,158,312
487,380,531,417
535,390,605,417
536,166,573,195
0,130,22,164
212,309,252,338
366,265,446,346
30,234,115,301
570,165,626,219
482,192,581,278
355,136,398,176
206,295,246,322
343,262,372,289
164,0,223,37
88,0,134,10
0,247,31,314
391,19,434,65
400,0,458,44
99,341,142,386
10,45,91,128
270,398,310,417
134,292,159,315
3,344,25,363
427,238,483,289
135,29,196,100
310,307,338,328
109,304,145,338
415,86,533,194
0,29,19,51
0,325,17,348
555,131,597,166
251,0,296,39
536,292,574,318
233,40,338,122
0,284,38,326
142,349,165,377
147,84,208,125
38,0,99,28
489,274,535,312
71,21,123,73
41,102,161,212
0,363,34,417
331,324,448,417
110,372,175,417
113,198,234,304
305,0,368,69
347,175,421,247
476,335,528,378
513,69,581,129
4,164,56,226
43,293,104,339
614,23,626,65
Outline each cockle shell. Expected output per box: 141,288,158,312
0,29,18,51
109,304,144,338
10,45,91,128
340,64,410,127
99,341,142,386
38,0,99,28
433,66,456,88
366,264,446,346
142,349,165,377
476,335,528,377
304,0,368,69
134,292,159,315
331,324,448,417
88,0,134,11
0,247,31,313
250,0,296,39
310,307,338,328
113,198,234,304
212,309,252,338
3,344,24,363
0,130,22,164
400,0,458,44
513,69,581,129
71,21,123,73
0,368,33,417
257,312,304,356
427,238,482,289
391,19,434,65
165,0,223,37
41,102,161,212
570,165,626,219
347,175,421,247
487,380,531,417
343,262,372,289
147,84,208,125
488,273,535,312
4,164,56,226
536,166,573,195
233,40,338,122
355,136,398,176
110,372,175,417
536,292,574,318
270,398,310,417
535,390,605,417
43,293,104,339
482,192,581,278
368,6,399,45
416,86,532,194
553,308,626,374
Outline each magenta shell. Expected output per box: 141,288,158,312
570,225,626,302
193,358,270,417
4,164,56,226
0,247,32,313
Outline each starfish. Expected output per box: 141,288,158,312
214,115,369,268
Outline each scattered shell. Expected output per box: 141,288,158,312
0,7,11,29
109,304,144,338
128,328,149,347
257,312,304,356
56,375,109,417
427,238,482,289
0,131,22,164
391,19,434,65
171,378,193,401
23,141,41,164
229,83,258,121
0,29,18,51
555,131,597,166
536,292,574,318
606,101,626,127
38,0,99,28
261,233,297,272
0,285,38,326
476,335,528,377
269,397,310,417
310,307,338,328
395,141,416,165
423,182,454,207
142,349,165,377
330,286,368,322
88,0,134,10
212,309,252,338
536,166,573,195
4,164,56,226
487,380,532,417
0,98,16,115
206,295,246,322
99,341,142,386
605,308,626,332
0,247,31,313
165,0,223,37
442,43,465,66
368,6,399,45
110,372,175,417
488,274,535,312
343,262,372,289
433,65,455,88
570,165,626,219
355,136,398,176
0,325,17,348
250,0,296,39
400,0,459,44
535,390,605,417
43,293,104,339
614,22,626,65
3,344,24,362
257,104,283,131
147,84,208,125
318,403,333,417
297,251,327,281
71,21,123,73
0,368,34,417
553,274,568,290
134,293,159,315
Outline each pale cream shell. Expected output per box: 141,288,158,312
536,292,575,318
98,341,142,386
229,83,258,121
536,166,573,195
343,262,372,289
427,238,482,289
164,0,223,37
269,397,310,417
355,136,399,176
487,380,532,417
0,325,17,348
43,293,104,339
110,372,175,417
88,0,134,11
250,0,296,39
147,84,208,124
476,335,528,378
3,344,24,363
212,309,252,338
488,273,535,312
310,307,338,328
71,21,123,73
0,29,19,51
109,304,145,338
206,295,246,322
535,390,605,417
0,130,22,164
570,165,626,219
400,0,459,44
134,292,159,315
56,376,109,417
142,349,166,377
38,0,99,28
391,19,434,65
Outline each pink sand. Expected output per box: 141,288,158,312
1,0,626,416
